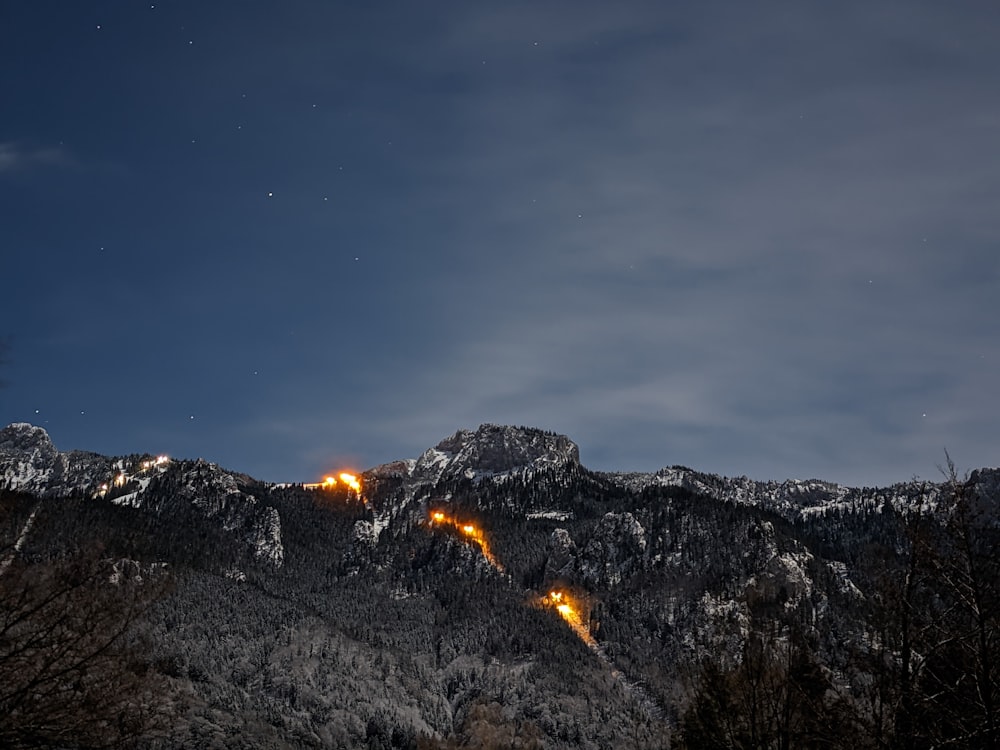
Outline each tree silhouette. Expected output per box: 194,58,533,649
0,546,173,748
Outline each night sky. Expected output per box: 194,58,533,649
2,1,998,486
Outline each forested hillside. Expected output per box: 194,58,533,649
1,423,998,748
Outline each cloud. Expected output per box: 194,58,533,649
0,142,68,173
219,2,999,485
10,1,993,489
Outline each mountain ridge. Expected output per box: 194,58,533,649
3,421,998,748
7,420,992,511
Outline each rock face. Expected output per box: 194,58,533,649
414,424,580,482
0,423,111,497
544,528,578,581
578,512,647,587
147,459,285,567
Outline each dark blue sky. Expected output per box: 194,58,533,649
2,1,998,486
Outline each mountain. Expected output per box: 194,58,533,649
408,424,581,481
0,422,284,566
607,464,945,522
1,422,998,749
0,422,113,497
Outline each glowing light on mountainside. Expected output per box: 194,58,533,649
303,472,362,496
338,472,361,493
94,456,170,498
427,511,504,571
543,590,597,648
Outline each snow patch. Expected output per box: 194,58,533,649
527,509,574,521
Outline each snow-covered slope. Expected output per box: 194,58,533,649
605,464,948,522
0,423,113,497
0,423,283,566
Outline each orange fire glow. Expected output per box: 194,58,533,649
544,590,596,648
338,472,361,493
303,471,363,499
427,511,504,571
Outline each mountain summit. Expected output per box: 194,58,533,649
0,422,111,497
413,424,580,482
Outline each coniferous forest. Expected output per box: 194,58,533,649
1,423,998,748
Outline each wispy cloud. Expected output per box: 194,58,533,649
0,142,68,173
327,0,1000,485
3,1,996,488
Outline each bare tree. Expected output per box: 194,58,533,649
0,547,173,748
855,463,1000,749
917,457,1000,748
677,626,849,750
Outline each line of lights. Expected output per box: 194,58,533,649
428,510,504,571
94,455,171,497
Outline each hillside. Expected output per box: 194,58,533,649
1,422,998,749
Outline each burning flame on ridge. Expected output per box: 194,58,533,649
337,472,361,493
304,471,363,496
428,510,504,571
543,590,597,648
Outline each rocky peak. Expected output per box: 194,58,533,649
415,424,580,481
0,422,107,496
0,423,283,567
0,422,58,463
